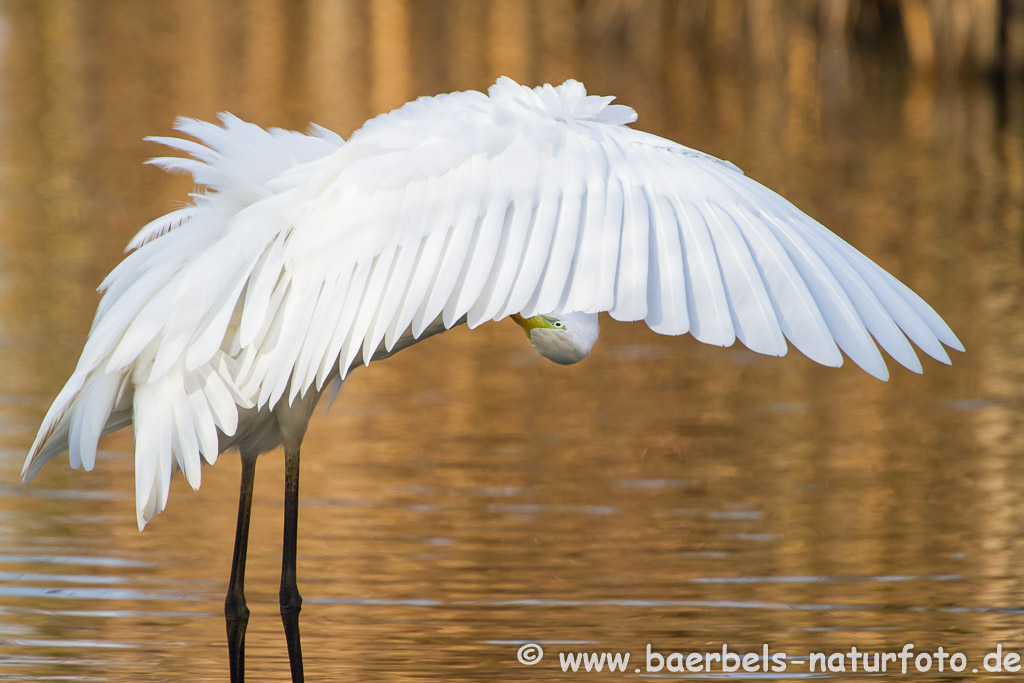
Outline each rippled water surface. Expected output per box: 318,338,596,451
1,2,1022,681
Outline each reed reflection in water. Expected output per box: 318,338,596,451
0,1,1021,681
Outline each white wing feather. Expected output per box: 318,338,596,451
23,77,963,529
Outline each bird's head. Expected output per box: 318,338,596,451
511,312,599,365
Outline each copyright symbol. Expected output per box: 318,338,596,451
517,643,544,665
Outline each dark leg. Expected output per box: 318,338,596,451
280,446,304,682
226,453,258,683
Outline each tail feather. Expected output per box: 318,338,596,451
131,352,255,530
68,371,120,471
22,372,133,483
23,374,88,481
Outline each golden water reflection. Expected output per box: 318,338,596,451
0,2,1022,681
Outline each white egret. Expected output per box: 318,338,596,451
22,77,962,681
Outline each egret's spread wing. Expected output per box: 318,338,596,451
245,76,960,411
24,78,963,529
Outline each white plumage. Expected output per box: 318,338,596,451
22,77,962,531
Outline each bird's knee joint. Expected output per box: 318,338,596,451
225,592,250,622
279,587,302,615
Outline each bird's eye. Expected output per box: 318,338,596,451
553,321,565,329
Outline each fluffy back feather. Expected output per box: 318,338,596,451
131,114,343,249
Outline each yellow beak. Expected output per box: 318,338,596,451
511,313,557,337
